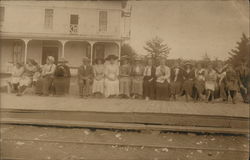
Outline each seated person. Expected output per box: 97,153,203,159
9,62,24,93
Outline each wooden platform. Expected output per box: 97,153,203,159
1,93,249,134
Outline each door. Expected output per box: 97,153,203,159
94,44,105,60
42,47,58,65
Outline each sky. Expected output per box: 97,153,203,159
127,0,249,60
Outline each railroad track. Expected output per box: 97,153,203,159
2,137,248,160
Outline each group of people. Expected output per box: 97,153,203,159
9,56,70,96
8,54,249,104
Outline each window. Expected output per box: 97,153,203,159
70,14,79,34
99,11,107,32
44,9,53,29
0,6,5,22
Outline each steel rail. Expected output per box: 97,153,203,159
2,138,248,153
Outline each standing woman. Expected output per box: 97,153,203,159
155,58,171,100
225,64,240,104
183,61,195,102
41,56,56,96
104,55,119,98
92,58,105,97
130,57,144,99
204,63,217,103
194,62,206,101
119,56,131,98
170,61,184,101
17,59,38,96
143,59,156,100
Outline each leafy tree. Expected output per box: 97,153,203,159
144,36,171,64
121,43,136,59
228,33,250,67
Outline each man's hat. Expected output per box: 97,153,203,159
184,61,193,66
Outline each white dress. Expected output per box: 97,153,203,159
104,64,119,97
92,64,105,94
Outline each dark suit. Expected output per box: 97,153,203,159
143,66,156,99
78,65,93,97
170,67,184,95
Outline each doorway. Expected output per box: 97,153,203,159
42,46,58,65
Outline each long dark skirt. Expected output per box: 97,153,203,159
35,79,43,94
143,76,155,99
170,81,182,96
54,77,67,96
156,81,170,100
42,77,53,96
65,77,70,94
183,80,194,97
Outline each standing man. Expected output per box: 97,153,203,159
78,57,93,98
236,61,250,103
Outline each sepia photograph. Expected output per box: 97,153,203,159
0,0,249,159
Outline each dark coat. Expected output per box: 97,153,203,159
170,67,184,82
78,65,93,81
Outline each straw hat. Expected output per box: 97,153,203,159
105,55,118,60
82,56,90,62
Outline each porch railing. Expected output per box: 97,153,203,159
70,24,78,34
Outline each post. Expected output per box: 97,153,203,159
89,42,94,65
117,41,121,65
59,40,68,58
22,39,30,64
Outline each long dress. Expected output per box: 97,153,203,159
170,67,184,96
19,64,37,87
143,65,156,99
155,65,171,100
11,66,24,84
92,64,105,94
205,69,217,91
41,63,56,95
183,69,195,97
194,68,205,96
131,65,144,96
215,68,227,99
119,64,131,96
104,63,119,97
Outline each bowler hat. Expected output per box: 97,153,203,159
82,56,90,62
58,57,68,63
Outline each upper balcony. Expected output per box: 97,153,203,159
0,1,130,41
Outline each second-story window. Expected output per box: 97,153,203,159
70,14,79,34
99,11,107,32
0,6,5,22
44,9,53,29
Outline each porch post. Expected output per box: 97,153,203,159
59,40,68,58
89,42,95,65
22,39,30,64
117,41,121,65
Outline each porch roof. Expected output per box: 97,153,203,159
0,32,123,43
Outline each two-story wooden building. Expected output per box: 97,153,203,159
0,0,131,73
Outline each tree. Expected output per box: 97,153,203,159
121,43,137,59
228,33,250,67
144,36,171,64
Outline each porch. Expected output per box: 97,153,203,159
0,38,121,73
